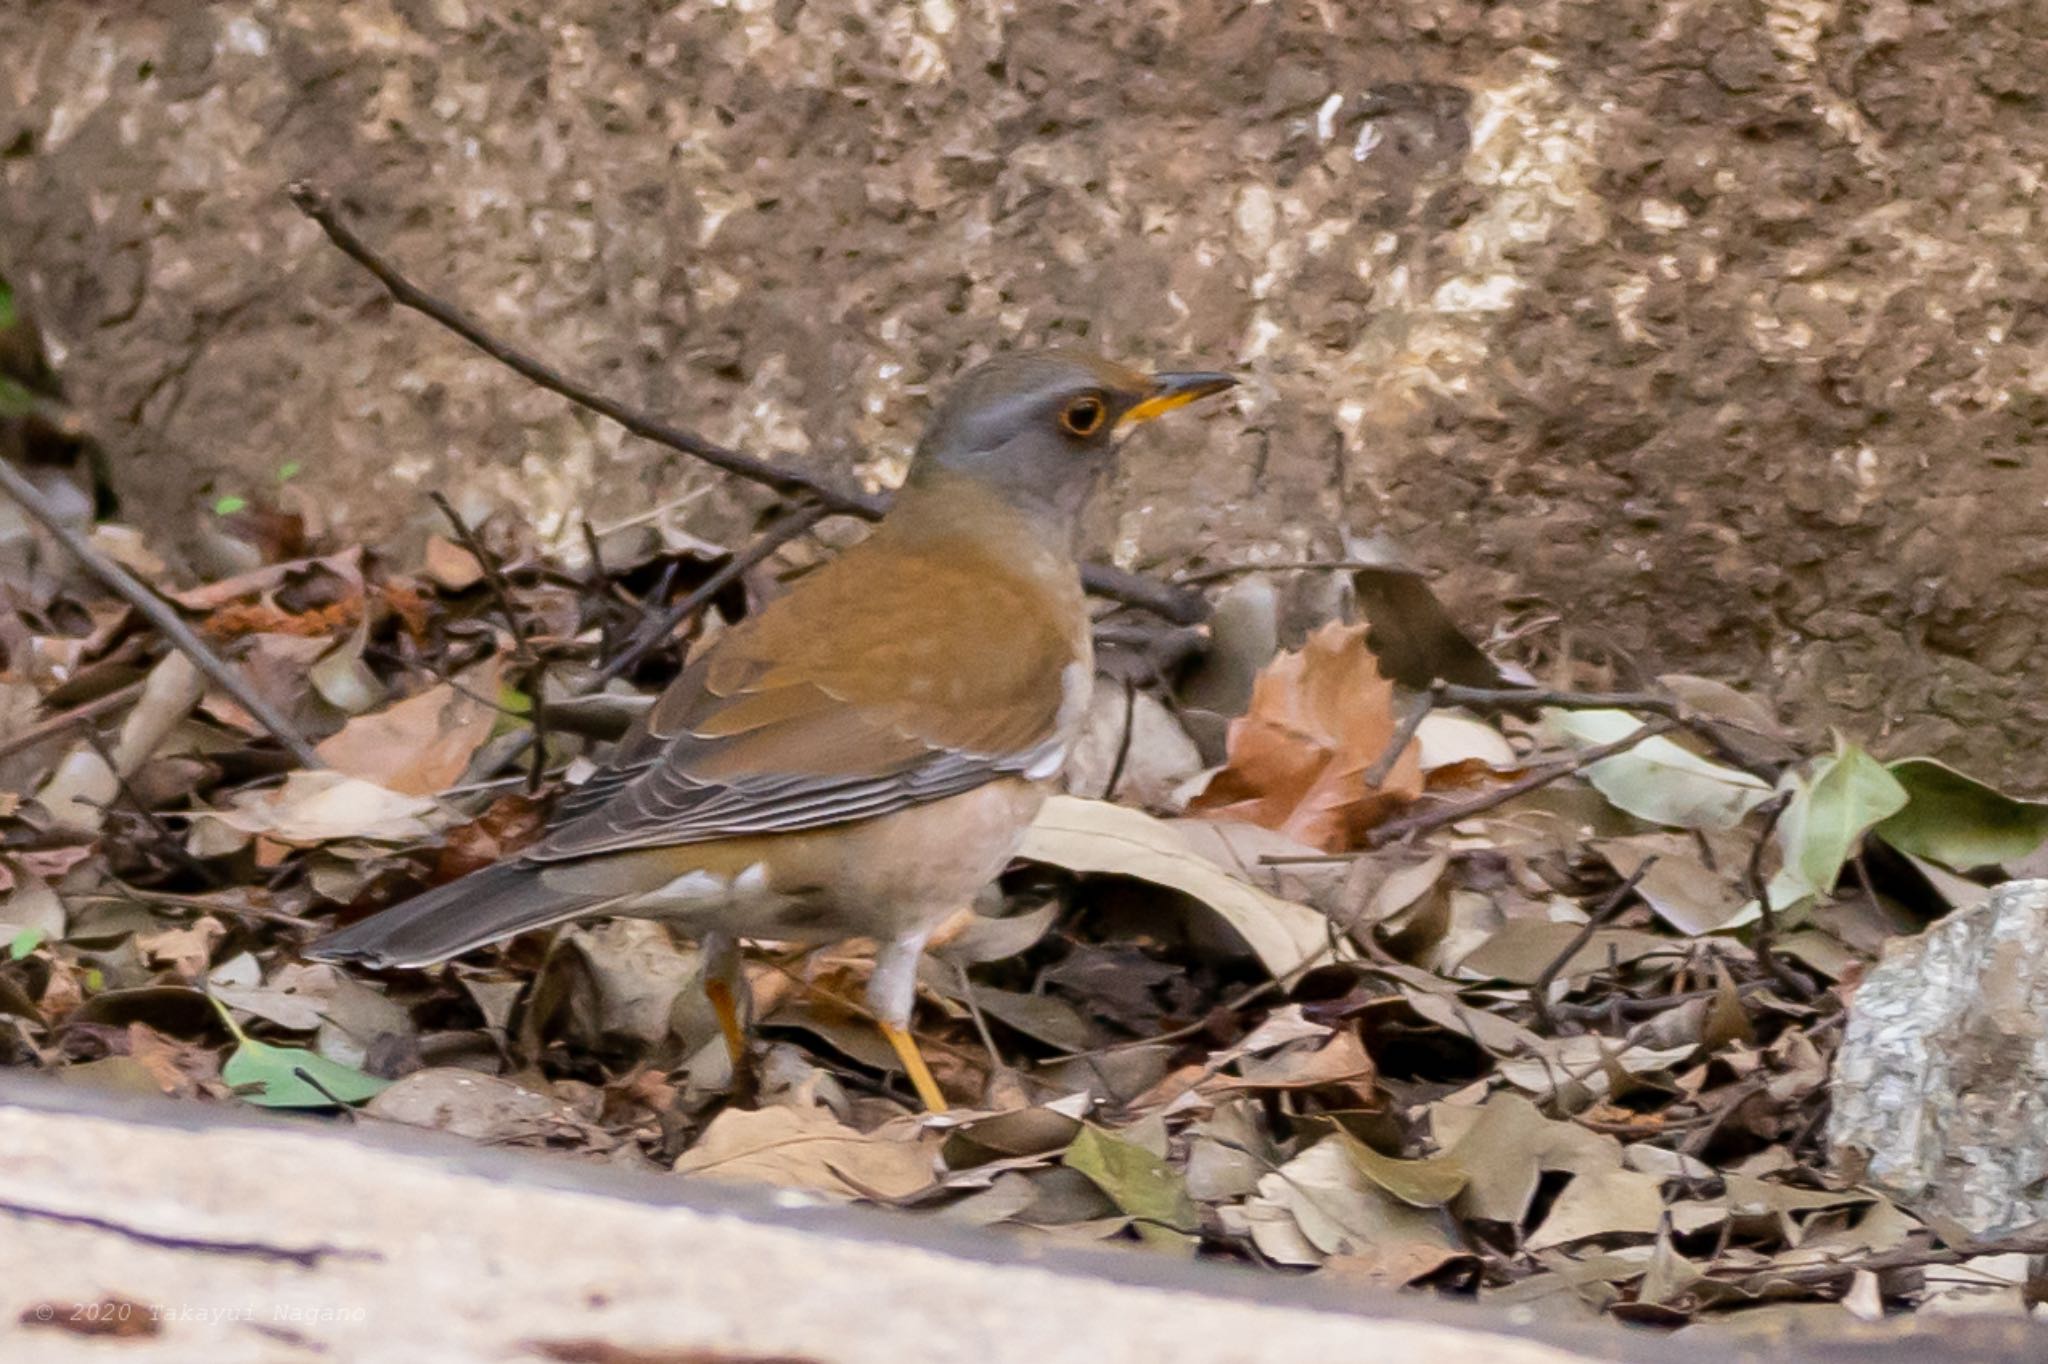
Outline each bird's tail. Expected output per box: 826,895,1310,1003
304,861,614,969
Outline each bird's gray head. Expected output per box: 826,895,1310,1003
903,350,1235,533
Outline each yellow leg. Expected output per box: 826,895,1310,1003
704,978,749,1071
879,1020,948,1113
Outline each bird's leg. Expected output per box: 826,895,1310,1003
699,929,750,1072
870,925,948,1113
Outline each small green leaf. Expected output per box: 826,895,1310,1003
1776,738,1908,897
209,995,388,1108
1336,1131,1469,1207
212,494,249,516
7,926,46,960
0,375,34,419
0,280,16,331
1063,1124,1199,1250
275,461,301,482
1876,758,2048,871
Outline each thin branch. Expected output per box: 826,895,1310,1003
1099,676,1138,802
1433,682,1784,779
1172,558,1387,585
76,727,222,888
288,183,1209,625
1365,716,1681,848
1707,1227,2048,1289
593,501,826,684
0,458,324,769
429,493,551,792
290,183,874,513
0,680,144,762
427,494,530,656
1530,858,1656,1036
1362,687,1431,790
1742,791,1817,1000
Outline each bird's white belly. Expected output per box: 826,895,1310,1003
615,861,835,942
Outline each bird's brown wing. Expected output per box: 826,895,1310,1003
529,537,1086,862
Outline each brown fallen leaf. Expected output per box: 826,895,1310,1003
1188,621,1423,851
673,1103,939,1200
314,657,506,795
423,533,486,590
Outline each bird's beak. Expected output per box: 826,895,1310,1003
1119,371,1238,428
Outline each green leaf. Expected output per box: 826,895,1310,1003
7,926,46,960
0,280,16,331
0,375,34,419
275,461,302,482
209,995,388,1108
1336,1131,1468,1207
1776,738,1908,897
1875,758,2048,871
222,1036,390,1108
212,494,249,516
1546,709,1773,831
1063,1124,1199,1250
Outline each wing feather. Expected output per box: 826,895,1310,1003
531,533,1086,862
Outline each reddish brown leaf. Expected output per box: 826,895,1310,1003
1189,621,1423,851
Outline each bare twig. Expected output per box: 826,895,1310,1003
1530,859,1657,1036
1706,1227,2048,1289
76,727,222,888
1433,682,1784,780
429,492,550,791
0,680,144,762
1171,558,1387,585
594,501,827,684
427,494,530,655
1099,676,1138,802
1362,687,1431,790
0,458,324,769
290,182,872,513
1742,791,1818,1000
286,182,1208,625
1365,716,1681,848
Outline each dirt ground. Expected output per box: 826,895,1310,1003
3,1,2046,785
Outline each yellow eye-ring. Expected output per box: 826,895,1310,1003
1060,395,1107,437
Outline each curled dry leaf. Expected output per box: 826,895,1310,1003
1018,795,1335,979
1189,621,1423,852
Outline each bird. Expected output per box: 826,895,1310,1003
306,351,1236,1111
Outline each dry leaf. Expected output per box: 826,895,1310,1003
315,659,505,795
1189,621,1423,851
1019,796,1335,979
188,770,440,848
673,1103,939,1200
423,534,487,590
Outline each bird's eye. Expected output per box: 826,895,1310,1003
1059,395,1107,438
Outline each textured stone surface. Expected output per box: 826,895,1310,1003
1829,879,2048,1235
4,2,2048,784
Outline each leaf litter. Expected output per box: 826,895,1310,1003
3,498,2046,1335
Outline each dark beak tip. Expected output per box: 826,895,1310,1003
1154,370,1238,399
